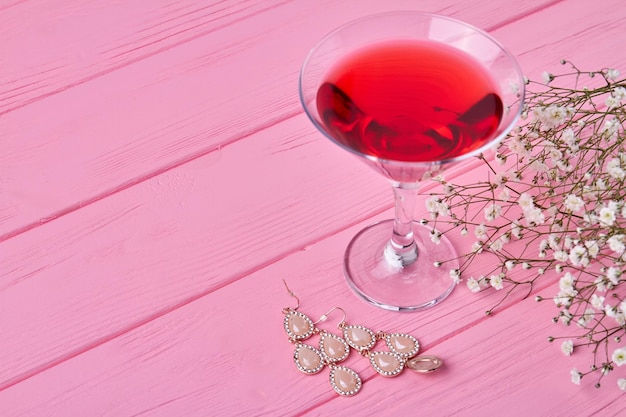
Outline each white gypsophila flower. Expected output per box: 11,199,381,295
490,274,504,290
571,368,582,385
562,127,577,144
559,272,576,293
556,159,573,172
612,347,626,366
606,96,620,110
599,206,617,226
548,146,563,164
430,229,442,244
555,292,572,308
615,313,626,326
530,160,549,173
539,105,570,129
495,153,507,165
518,192,535,211
606,158,625,180
460,227,468,236
584,240,600,259
436,203,450,217
450,269,461,285
613,86,626,101
560,309,573,324
605,304,618,318
602,118,620,140
578,309,595,327
499,188,511,202
425,196,440,213
591,294,605,310
524,207,546,226
511,221,522,239
505,260,515,270
548,234,560,250
607,68,620,80
618,378,626,391
542,71,554,84
466,277,481,293
569,245,589,267
474,224,488,239
471,241,484,254
561,340,574,356
554,250,568,262
564,194,585,212
608,235,626,254
509,80,520,95
620,300,626,315
489,239,504,252
507,136,526,156
607,267,621,286
484,203,502,222
595,276,608,292
493,172,507,187
595,178,608,191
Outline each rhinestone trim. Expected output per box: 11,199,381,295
342,325,376,351
319,331,349,363
283,310,315,340
385,333,420,358
329,366,362,396
369,351,406,377
293,344,324,374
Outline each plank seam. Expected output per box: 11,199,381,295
0,0,294,117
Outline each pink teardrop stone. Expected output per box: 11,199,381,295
298,346,321,371
388,334,416,355
333,368,358,392
323,335,347,360
288,313,311,337
373,353,402,375
346,327,372,348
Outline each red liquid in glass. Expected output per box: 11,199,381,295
316,40,503,162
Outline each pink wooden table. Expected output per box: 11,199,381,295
1,0,625,415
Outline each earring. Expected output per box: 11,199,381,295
282,281,443,396
282,282,362,396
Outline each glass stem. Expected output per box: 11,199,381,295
384,182,420,267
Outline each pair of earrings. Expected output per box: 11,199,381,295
282,281,442,396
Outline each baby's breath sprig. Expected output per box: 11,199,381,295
427,61,626,390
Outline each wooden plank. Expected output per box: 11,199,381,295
0,0,292,114
0,0,558,238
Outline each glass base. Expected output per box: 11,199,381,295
344,219,458,312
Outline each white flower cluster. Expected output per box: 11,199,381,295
428,65,626,390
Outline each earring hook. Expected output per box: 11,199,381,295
282,279,300,310
313,306,347,328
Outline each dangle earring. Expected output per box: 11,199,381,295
282,281,362,396
282,281,443,396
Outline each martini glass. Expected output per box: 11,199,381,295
299,12,524,311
